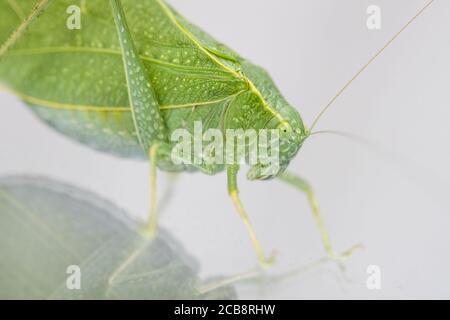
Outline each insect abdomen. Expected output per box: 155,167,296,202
30,104,144,158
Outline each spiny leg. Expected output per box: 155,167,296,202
227,165,275,269
278,171,361,260
110,0,168,151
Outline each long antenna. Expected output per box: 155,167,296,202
309,0,435,132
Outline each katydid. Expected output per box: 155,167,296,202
0,0,434,268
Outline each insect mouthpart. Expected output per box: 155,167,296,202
247,163,288,181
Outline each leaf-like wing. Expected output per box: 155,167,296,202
0,0,246,158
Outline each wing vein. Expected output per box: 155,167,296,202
5,47,236,79
0,0,50,57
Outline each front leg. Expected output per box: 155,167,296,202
227,165,275,269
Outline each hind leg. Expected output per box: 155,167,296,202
140,144,160,238
279,172,361,260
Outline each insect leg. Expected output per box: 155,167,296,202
140,143,159,238
110,0,168,151
227,165,275,269
111,0,172,238
278,171,361,260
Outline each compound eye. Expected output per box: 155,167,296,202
277,121,293,135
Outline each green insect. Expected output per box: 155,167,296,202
0,0,433,268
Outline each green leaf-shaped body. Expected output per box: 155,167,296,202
0,0,307,175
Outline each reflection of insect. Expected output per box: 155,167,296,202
0,0,433,268
0,175,236,299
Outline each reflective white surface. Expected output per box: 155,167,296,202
1,0,449,299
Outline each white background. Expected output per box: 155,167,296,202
1,0,450,299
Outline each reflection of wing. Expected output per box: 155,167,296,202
0,176,235,299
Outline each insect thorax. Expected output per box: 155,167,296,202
161,61,307,177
